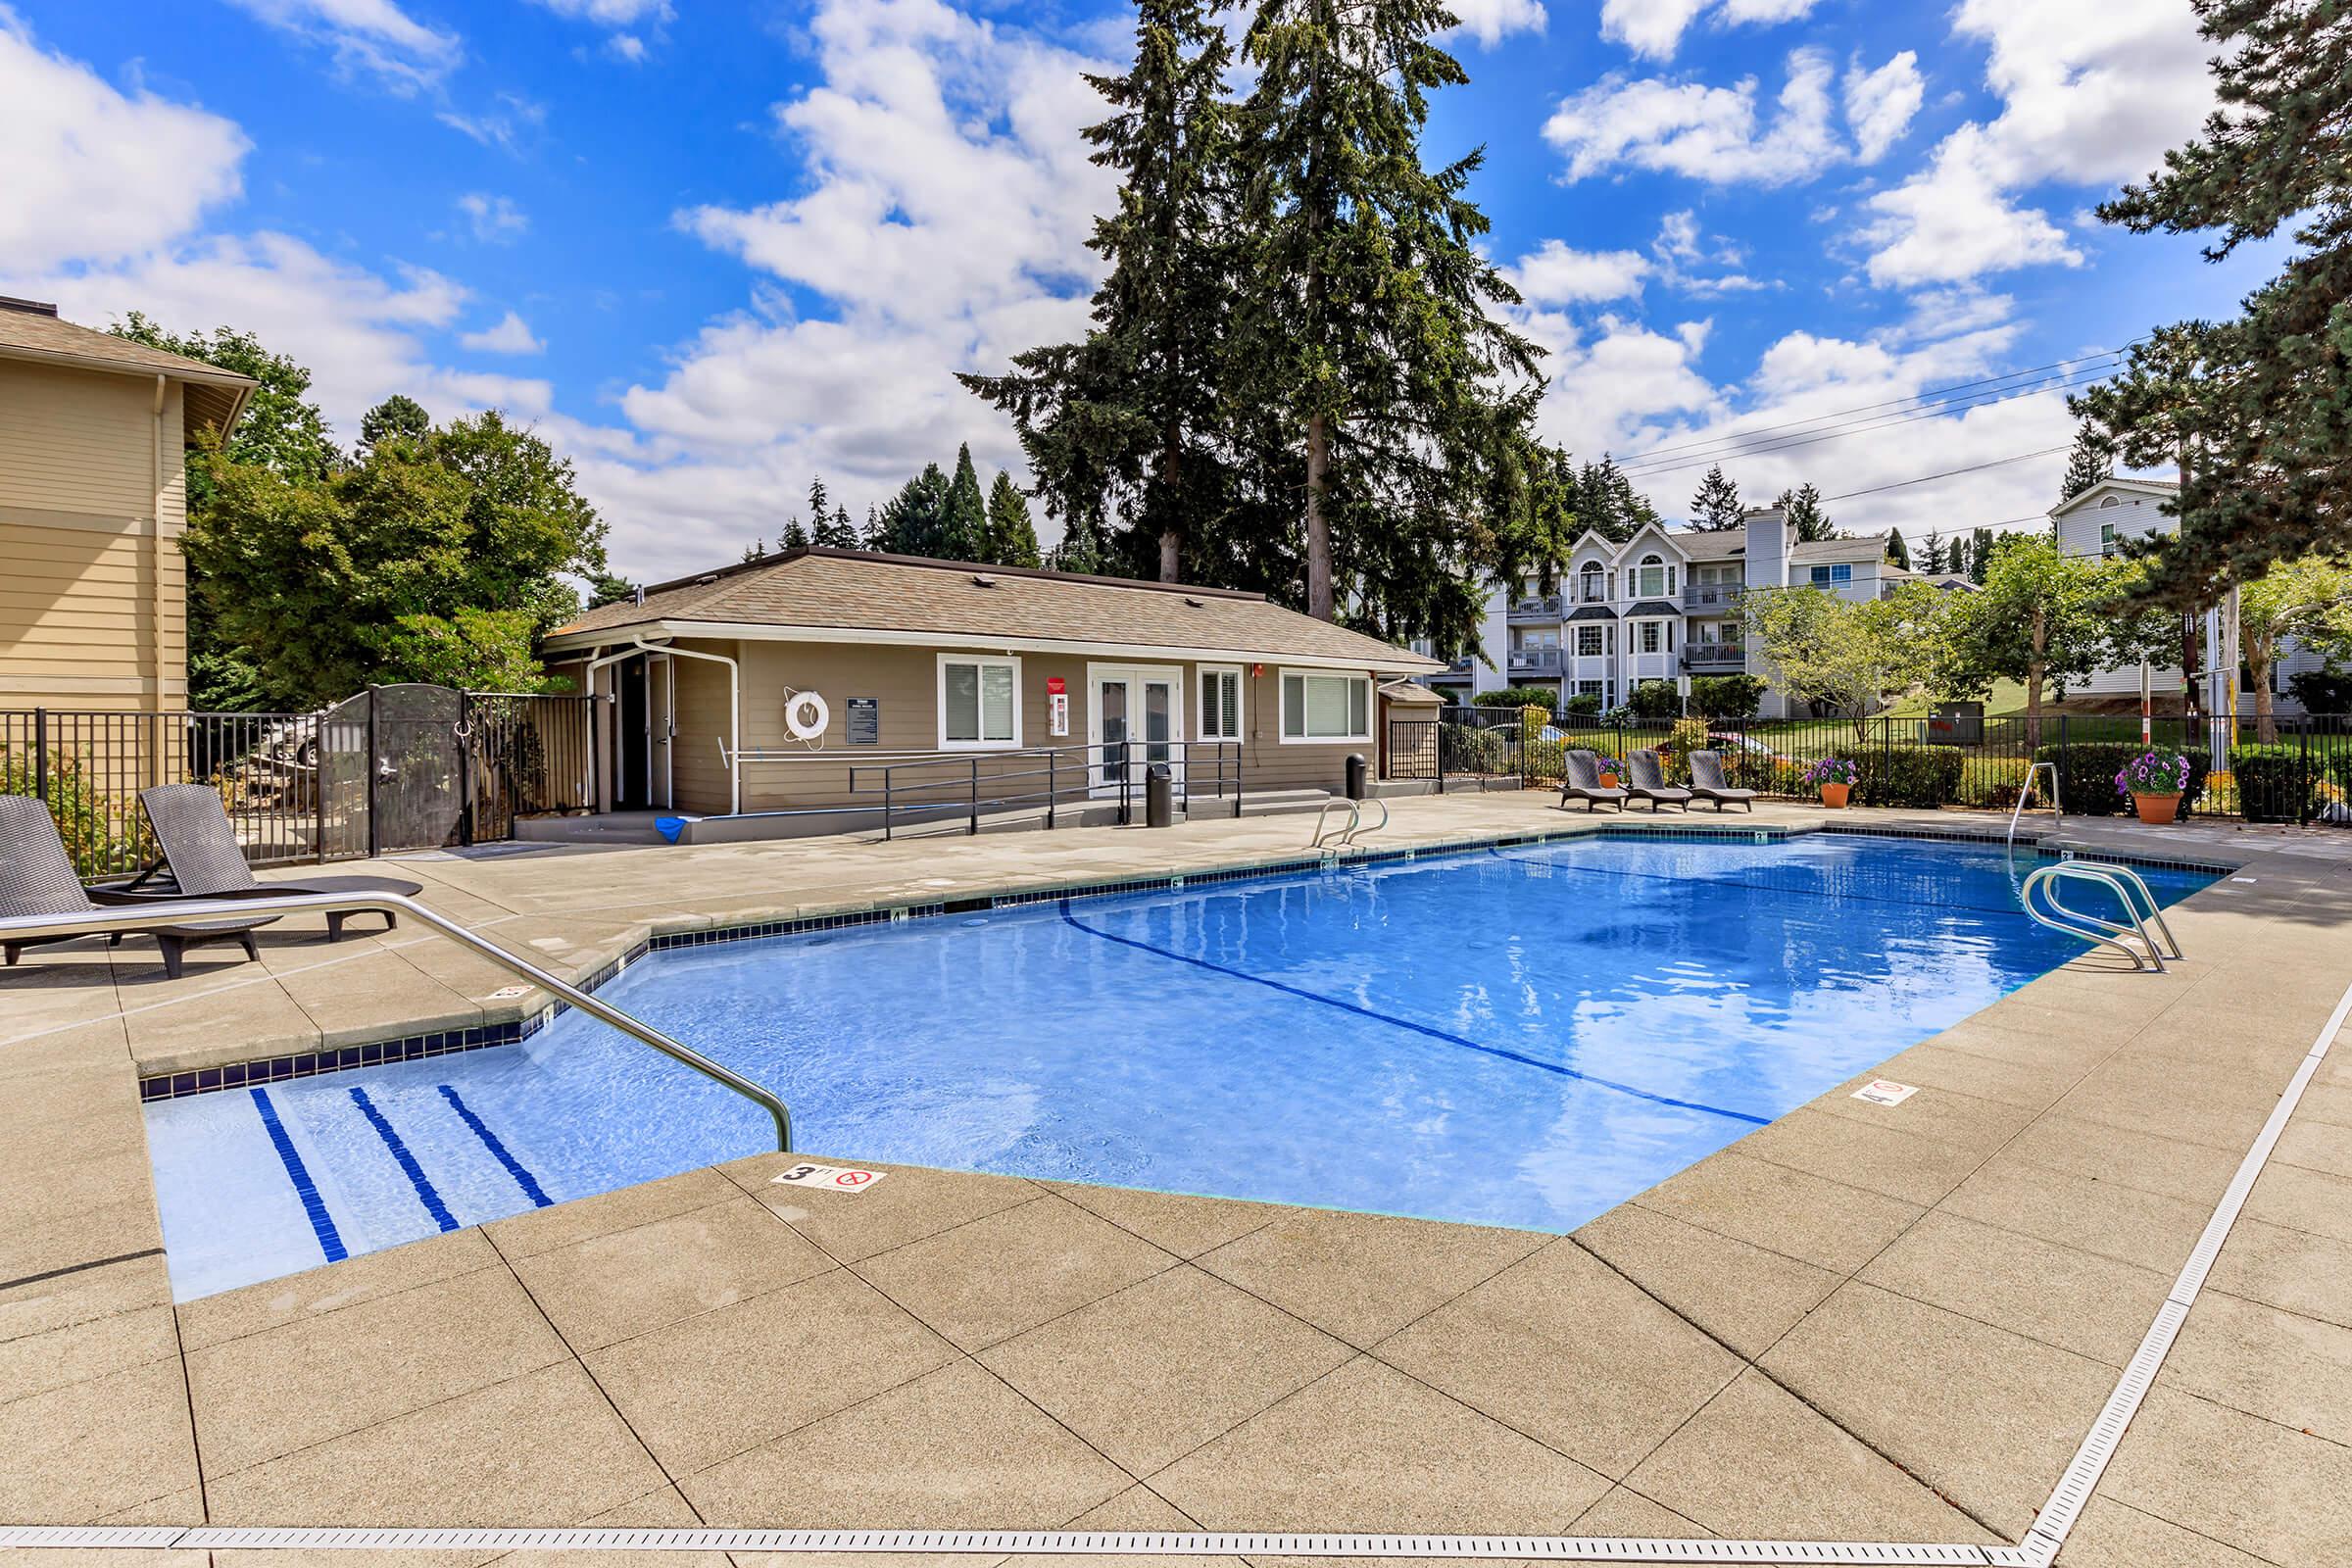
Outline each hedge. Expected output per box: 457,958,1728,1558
1851,746,1966,808
1687,673,1765,720
2231,744,2317,823
2032,741,2211,818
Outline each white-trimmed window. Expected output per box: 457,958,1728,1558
1578,563,1605,603
1279,670,1371,744
1198,665,1243,742
1639,621,1661,655
939,655,1020,749
1575,625,1603,658
1632,555,1667,598
1808,564,1853,587
2100,521,2119,557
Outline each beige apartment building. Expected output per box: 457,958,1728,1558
0,297,254,711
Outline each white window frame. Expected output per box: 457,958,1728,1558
1575,625,1603,658
1278,668,1373,745
1197,663,1244,743
936,653,1023,750
1639,621,1661,656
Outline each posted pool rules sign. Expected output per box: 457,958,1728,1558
1047,675,1069,737
771,1162,887,1195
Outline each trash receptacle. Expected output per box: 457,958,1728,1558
1346,753,1369,802
1145,763,1175,829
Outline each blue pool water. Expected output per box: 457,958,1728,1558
144,835,2213,1298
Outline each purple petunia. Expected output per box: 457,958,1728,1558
2115,749,2189,798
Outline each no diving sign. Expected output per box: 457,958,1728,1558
771,1162,887,1195
1851,1079,1919,1106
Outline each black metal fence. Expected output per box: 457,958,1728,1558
1388,705,2352,826
1,688,597,878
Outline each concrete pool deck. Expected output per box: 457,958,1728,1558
3,794,2350,1564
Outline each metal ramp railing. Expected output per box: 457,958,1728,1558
2021,860,2183,972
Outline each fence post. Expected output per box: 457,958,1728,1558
969,757,979,836
2300,719,2312,826
2059,714,2071,810
1047,748,1056,831
365,686,381,859
458,693,475,848
313,713,328,865
32,708,47,804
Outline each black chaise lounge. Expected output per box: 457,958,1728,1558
1626,749,1693,811
125,784,423,942
1690,749,1758,811
0,796,276,979
1559,750,1628,811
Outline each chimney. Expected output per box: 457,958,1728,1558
0,296,60,317
1740,506,1789,588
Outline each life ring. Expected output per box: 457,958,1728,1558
784,690,830,741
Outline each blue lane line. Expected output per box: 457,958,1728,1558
249,1087,347,1264
437,1085,553,1208
1057,900,1767,1127
347,1086,460,1232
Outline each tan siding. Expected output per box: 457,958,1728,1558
668,645,735,814
0,364,188,710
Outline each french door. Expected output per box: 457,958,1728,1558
1088,665,1183,794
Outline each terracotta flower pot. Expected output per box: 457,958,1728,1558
1599,772,1620,789
2132,791,2182,825
1819,782,1851,809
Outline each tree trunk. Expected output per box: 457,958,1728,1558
2250,640,2276,744
2024,607,2047,752
1305,413,1333,619
2180,611,2200,722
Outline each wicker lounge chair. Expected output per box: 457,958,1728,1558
0,796,276,979
1559,750,1628,812
126,784,422,942
1626,749,1693,811
1690,750,1757,811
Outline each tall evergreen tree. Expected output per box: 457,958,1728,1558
1886,529,1911,569
780,517,810,551
1690,465,1742,530
2073,0,2352,597
1052,507,1112,574
943,444,990,562
1773,482,1836,541
360,395,430,454
1232,0,1542,627
1969,526,1995,585
1922,529,1947,574
2059,422,2112,503
1946,534,1968,580
961,0,1238,581
1572,458,1658,544
879,466,952,556
862,505,886,551
815,504,857,549
985,471,1043,567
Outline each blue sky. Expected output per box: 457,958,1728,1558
4,0,2273,581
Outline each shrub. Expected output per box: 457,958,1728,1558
1439,722,1509,775
1628,680,1682,720
1687,673,1764,720
2230,744,2316,822
2288,667,2352,714
1655,716,1711,784
1561,692,1601,717
0,751,153,879
1958,755,2033,809
1475,686,1561,710
1851,746,1965,808
2033,741,2211,818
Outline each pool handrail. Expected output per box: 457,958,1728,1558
2020,860,2180,973
1309,798,1358,849
0,890,793,1152
2008,760,2063,847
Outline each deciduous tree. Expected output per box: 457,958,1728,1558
1741,581,1948,742
1939,534,2123,746
2239,556,2352,738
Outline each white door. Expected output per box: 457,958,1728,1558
1088,666,1183,794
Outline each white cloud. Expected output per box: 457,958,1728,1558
1598,0,1819,62
437,92,548,155
1861,124,2082,288
607,33,648,62
530,0,671,22
461,310,544,355
1647,210,1770,295
221,0,462,92
1504,241,1649,305
1444,0,1547,49
1842,50,1922,164
1544,49,1839,186
457,192,529,243
0,8,249,270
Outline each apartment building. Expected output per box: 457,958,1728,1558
1418,508,1898,717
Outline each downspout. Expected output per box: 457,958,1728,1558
580,635,741,815
151,375,168,717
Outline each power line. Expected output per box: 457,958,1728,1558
1820,446,2071,502
1617,365,2118,480
1616,345,2132,467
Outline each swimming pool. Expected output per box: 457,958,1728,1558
144,833,2214,1299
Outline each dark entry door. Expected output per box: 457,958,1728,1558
615,657,652,810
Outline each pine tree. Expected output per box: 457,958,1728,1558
1052,508,1112,574
817,505,857,549
1922,529,1947,575
943,444,990,562
742,540,767,564
1886,529,1911,569
780,517,810,551
2072,1,2352,596
879,466,952,556
1946,535,1968,580
862,505,886,551
807,476,831,531
1572,458,1658,543
961,0,1238,582
1232,0,1542,624
2059,422,2111,503
1773,482,1835,541
1969,526,1994,585
1690,466,1742,530
985,471,1043,567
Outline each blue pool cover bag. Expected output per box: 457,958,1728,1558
655,815,697,844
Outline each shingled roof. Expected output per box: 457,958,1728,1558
549,548,1443,672
0,298,256,438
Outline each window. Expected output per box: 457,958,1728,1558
1576,626,1603,658
1578,563,1605,603
1639,621,1661,655
1279,670,1372,743
2100,521,2119,558
1577,680,1603,699
939,655,1020,748
1633,555,1667,598
1807,564,1853,587
1198,665,1242,742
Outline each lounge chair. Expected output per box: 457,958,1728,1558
0,796,276,979
123,784,423,942
1559,750,1628,812
1689,750,1757,812
1626,750,1692,812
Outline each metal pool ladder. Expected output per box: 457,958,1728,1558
2022,860,2183,972
1309,797,1387,849
2008,760,2063,848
